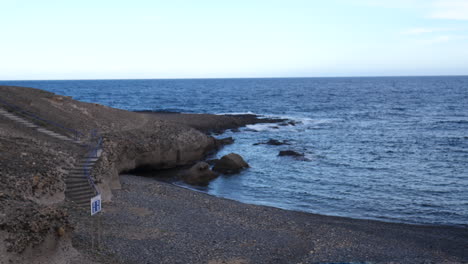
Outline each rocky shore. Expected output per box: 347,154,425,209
1,85,467,264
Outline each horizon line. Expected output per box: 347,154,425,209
0,74,467,82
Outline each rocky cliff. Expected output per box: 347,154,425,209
0,86,227,263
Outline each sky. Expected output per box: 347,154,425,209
0,0,467,80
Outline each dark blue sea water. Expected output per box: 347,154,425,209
1,77,467,226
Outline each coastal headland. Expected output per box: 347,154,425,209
0,86,467,264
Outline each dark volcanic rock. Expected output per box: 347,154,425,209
182,162,219,186
278,150,304,157
212,153,249,174
217,137,235,146
205,159,219,166
279,120,301,126
278,150,310,161
254,139,290,146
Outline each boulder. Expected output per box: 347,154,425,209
182,162,219,186
212,153,249,174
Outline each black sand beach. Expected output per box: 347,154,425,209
72,175,468,264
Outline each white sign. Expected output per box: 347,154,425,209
90,194,102,216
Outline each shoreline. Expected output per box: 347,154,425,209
79,174,468,264
1,85,467,263
168,177,468,229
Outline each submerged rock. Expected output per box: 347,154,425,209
182,162,219,186
278,120,301,126
212,153,249,174
278,150,304,157
253,139,290,146
278,150,310,161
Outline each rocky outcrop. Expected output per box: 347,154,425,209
0,85,278,262
0,86,221,262
92,125,218,200
182,162,219,186
212,153,249,174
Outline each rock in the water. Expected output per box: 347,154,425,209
212,153,249,174
254,139,290,146
182,162,219,186
278,120,301,126
278,150,310,161
278,150,304,157
217,137,235,146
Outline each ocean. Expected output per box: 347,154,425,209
1,77,467,226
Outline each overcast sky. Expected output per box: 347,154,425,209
1,0,467,80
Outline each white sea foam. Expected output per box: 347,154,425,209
245,123,279,132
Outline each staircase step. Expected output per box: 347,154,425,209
66,175,89,179
67,171,86,175
76,165,96,169
66,187,94,193
72,164,95,168
79,159,99,163
66,190,95,196
67,194,95,200
66,184,94,191
67,168,92,172
66,183,91,189
68,169,91,177
65,179,89,184
3,114,20,118
22,124,38,128
68,193,95,200
66,175,88,179
66,172,87,176
65,179,90,188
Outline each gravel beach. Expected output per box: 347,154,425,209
72,175,468,264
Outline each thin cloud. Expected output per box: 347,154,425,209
354,0,468,20
430,0,468,20
353,0,427,9
419,35,468,44
402,27,461,35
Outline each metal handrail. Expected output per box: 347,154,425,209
0,97,85,141
83,134,103,195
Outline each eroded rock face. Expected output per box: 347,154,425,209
91,122,219,200
182,162,219,186
213,153,249,174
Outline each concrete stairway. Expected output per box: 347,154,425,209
0,108,81,143
0,106,101,210
65,151,101,208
